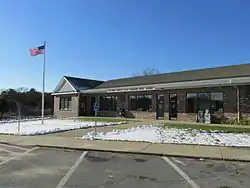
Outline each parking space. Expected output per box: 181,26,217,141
64,151,189,188
171,157,250,188
0,143,249,188
0,143,32,165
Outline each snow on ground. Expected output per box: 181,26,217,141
0,117,52,124
82,125,250,147
0,119,125,135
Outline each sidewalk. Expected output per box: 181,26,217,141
0,135,250,162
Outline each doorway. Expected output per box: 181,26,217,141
79,95,87,116
169,93,178,120
90,96,96,116
156,94,164,119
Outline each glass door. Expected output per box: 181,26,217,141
156,94,164,119
169,93,178,120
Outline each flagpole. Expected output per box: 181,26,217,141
41,41,46,124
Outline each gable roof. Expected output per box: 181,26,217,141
53,76,104,93
95,63,250,89
64,76,104,91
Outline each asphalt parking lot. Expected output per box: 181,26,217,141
0,143,249,188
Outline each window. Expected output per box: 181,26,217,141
59,96,72,110
186,93,197,113
99,96,117,111
186,92,224,113
119,95,126,102
246,85,250,99
198,93,210,111
129,95,152,111
129,96,137,111
210,92,223,113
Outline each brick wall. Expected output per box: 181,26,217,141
178,113,197,122
124,86,248,121
98,110,156,119
53,94,79,118
98,111,117,117
129,111,156,119
94,86,247,121
240,85,250,117
53,85,249,122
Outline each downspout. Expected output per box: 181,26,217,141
77,93,80,117
236,86,240,123
231,82,240,123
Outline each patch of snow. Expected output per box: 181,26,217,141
0,119,125,136
0,117,53,124
81,125,250,147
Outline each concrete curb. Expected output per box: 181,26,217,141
81,138,250,150
1,141,250,163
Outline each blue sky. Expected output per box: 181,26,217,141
0,0,250,92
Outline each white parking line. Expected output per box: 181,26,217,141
172,157,186,166
0,147,14,154
0,147,39,166
0,143,29,151
56,151,88,188
162,157,200,188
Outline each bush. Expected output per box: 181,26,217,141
239,117,250,125
211,114,228,124
219,117,250,125
221,118,237,125
210,113,250,125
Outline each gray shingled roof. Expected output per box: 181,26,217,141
65,76,104,91
95,63,250,89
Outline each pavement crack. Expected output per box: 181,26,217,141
140,143,152,152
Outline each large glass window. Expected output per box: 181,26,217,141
99,96,117,111
198,93,210,111
129,96,137,111
186,93,197,113
210,92,223,113
129,95,152,111
59,96,72,110
246,85,250,98
186,92,224,113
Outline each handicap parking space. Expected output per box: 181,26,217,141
0,143,249,188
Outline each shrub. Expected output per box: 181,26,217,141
239,117,250,125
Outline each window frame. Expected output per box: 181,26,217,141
99,96,117,111
246,85,250,99
129,94,152,111
59,96,72,111
185,93,198,113
210,92,224,113
185,92,224,114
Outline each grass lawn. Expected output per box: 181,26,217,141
163,123,250,133
78,117,135,123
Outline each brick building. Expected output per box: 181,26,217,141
52,63,250,123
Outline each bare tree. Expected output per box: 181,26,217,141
16,87,29,93
134,68,160,76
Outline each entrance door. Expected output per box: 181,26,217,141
169,93,178,120
79,96,87,116
90,96,96,116
156,94,164,119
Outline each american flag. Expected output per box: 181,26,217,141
29,45,45,56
